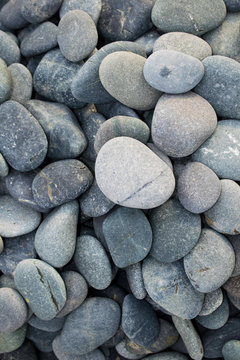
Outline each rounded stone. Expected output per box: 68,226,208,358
58,10,98,62
224,0,240,11
204,179,240,235
222,340,240,360
198,288,223,316
14,259,66,320
149,198,201,263
177,162,221,214
195,55,240,119
135,29,160,56
26,325,60,353
95,137,175,209
151,0,227,35
144,50,204,94
53,338,105,360
0,0,28,30
97,100,140,119
0,58,11,104
0,30,20,66
28,315,65,332
223,276,240,307
99,51,160,111
227,235,240,277
74,235,112,290
196,293,229,329
60,0,102,23
152,92,217,157
8,63,32,105
142,352,188,359
147,143,173,170
0,325,27,354
102,207,152,268
32,159,93,210
0,101,48,172
142,256,204,319
0,153,9,177
153,32,212,60
21,0,62,23
184,228,235,293
126,262,147,300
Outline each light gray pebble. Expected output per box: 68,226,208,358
0,30,20,65
0,153,9,177
222,340,240,360
60,0,102,24
8,63,32,105
126,262,147,300
198,288,223,316
147,143,173,170
0,58,11,104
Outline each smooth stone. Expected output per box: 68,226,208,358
0,153,9,177
0,276,16,290
96,101,139,119
177,162,221,214
0,231,36,276
142,256,204,319
57,297,120,355
0,325,27,354
93,214,109,250
95,137,175,209
102,207,152,268
151,0,226,35
224,0,240,11
20,22,58,57
149,198,201,263
60,0,102,23
227,235,240,277
223,276,240,306
135,29,160,56
58,10,98,62
192,120,240,181
56,271,88,318
0,341,37,360
26,325,60,352
147,143,173,170
122,294,160,347
21,0,62,23
0,0,28,29
18,23,39,43
0,58,11,104
94,116,150,154
8,63,32,105
33,49,85,108
99,51,160,111
227,292,240,310
27,54,44,76
152,92,217,157
172,316,203,360
98,0,155,41
199,288,223,316
28,315,65,332
32,159,93,210
195,55,240,119
116,339,150,359
184,228,235,293
0,30,20,65
0,101,48,172
144,50,204,94
204,179,240,235
71,41,146,104
14,259,66,320
74,235,112,290
153,32,212,60
35,201,79,268
196,294,229,329
142,352,188,360
222,340,240,360
126,262,147,300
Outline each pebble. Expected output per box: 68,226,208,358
222,340,240,360
0,30,20,66
0,276,16,290
102,207,152,268
135,29,160,56
147,143,173,170
223,275,240,307
152,92,217,157
26,325,60,352
60,0,102,23
196,293,229,329
184,228,235,293
0,153,9,177
0,341,37,360
0,324,27,354
149,198,201,263
20,22,58,57
227,235,240,277
99,51,160,111
53,339,106,360
14,259,66,320
141,352,188,360
142,256,204,319
126,262,147,300
32,159,93,210
198,288,223,316
28,315,65,332
0,0,28,30
151,0,227,35
0,58,11,104
21,0,62,23
153,32,212,60
8,63,32,105
95,137,175,209
0,236,3,255
224,0,240,11
97,101,140,119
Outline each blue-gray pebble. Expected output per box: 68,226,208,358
60,0,102,23
224,0,240,11
0,324,27,354
28,315,65,332
222,340,240,360
8,63,32,105
135,29,160,56
0,0,28,30
126,262,147,300
0,58,11,104
0,30,20,66
196,293,229,329
0,153,8,178
198,288,223,316
26,325,60,353
21,0,62,23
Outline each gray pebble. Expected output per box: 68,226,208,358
126,262,147,300
227,235,240,277
28,315,65,332
196,293,229,329
8,63,32,105
0,324,27,354
147,143,173,170
0,341,37,360
0,153,9,177
96,101,139,119
0,58,11,104
223,276,240,309
198,288,223,316
0,236,3,255
60,0,102,24
142,352,188,360
27,54,44,76
26,325,60,352
222,340,240,360
135,29,160,56
0,30,20,66
21,0,62,23
116,338,144,359
53,338,106,360
224,0,240,11
0,0,28,30
0,276,16,290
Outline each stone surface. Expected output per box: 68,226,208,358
135,29,160,56
149,198,201,263
184,228,235,293
142,256,204,319
53,339,106,360
224,0,240,11
0,325,27,354
99,51,160,111
223,276,240,308
0,58,11,104
95,137,175,209
0,341,37,360
199,288,223,316
26,325,60,352
196,294,229,329
97,101,139,119
8,63,32,105
152,92,217,157
126,262,147,300
21,0,62,23
14,259,66,320
227,235,240,277
222,340,240,360
28,315,65,332
147,143,173,170
0,0,28,29
60,0,102,23
0,30,20,66
142,352,188,359
0,153,8,177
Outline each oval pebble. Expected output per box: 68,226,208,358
142,352,188,360
224,0,240,11
126,262,147,300
21,0,62,23
135,29,160,56
0,325,27,354
0,30,20,66
0,0,28,30
60,0,102,23
227,235,240,277
8,63,32,105
196,293,229,329
199,288,223,316
0,58,11,104
28,315,65,333
222,340,240,360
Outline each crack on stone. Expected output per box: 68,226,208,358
199,267,211,273
36,266,59,311
36,266,44,284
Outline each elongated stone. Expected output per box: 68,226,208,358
0,58,11,104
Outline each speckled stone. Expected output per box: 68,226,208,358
224,0,240,11
152,92,217,157
53,338,106,360
71,41,146,104
142,352,188,360
28,315,65,332
0,0,28,29
126,262,146,300
0,276,16,290
56,271,88,318
32,159,93,210
8,63,32,105
195,56,240,119
20,22,58,57
26,325,60,352
0,58,11,104
92,284,127,306
149,198,201,263
227,235,240,277
196,293,229,329
27,54,44,76
33,49,85,108
223,276,240,308
95,137,175,209
0,101,48,172
135,29,160,56
116,339,149,359
21,0,62,23
199,288,223,316
142,256,204,319
184,228,235,293
0,325,27,354
204,179,240,235
60,0,102,23
192,120,240,181
147,143,173,170
14,259,66,320
0,30,20,66
0,341,37,360
96,101,139,119
153,32,212,60
26,100,87,160
144,50,204,94
222,340,240,360
151,0,226,35
0,153,8,177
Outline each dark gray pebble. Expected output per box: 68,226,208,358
28,315,65,332
27,54,44,76
222,340,240,360
26,325,60,352
0,58,11,104
8,63,32,105
224,0,240,11
0,30,20,65
198,288,223,316
21,0,62,23
223,276,240,309
96,101,139,119
227,235,240,277
135,29,160,56
126,262,147,300
0,324,27,354
60,0,102,23
92,284,127,306
142,352,188,360
0,0,28,29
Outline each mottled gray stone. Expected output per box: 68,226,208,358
8,63,32,105
60,0,102,23
116,339,148,359
28,315,65,332
144,50,204,94
147,143,173,170
149,198,201,263
0,276,16,290
222,340,240,360
199,288,223,316
95,137,175,209
0,58,11,104
152,92,217,157
151,0,226,35
142,256,204,319
53,338,106,360
184,228,235,293
153,32,212,60
126,262,147,300
196,294,229,329
0,0,28,29
0,153,8,177
96,101,139,119
0,341,37,360
18,23,38,43
21,0,62,23
20,22,58,57
0,30,20,65
32,159,93,210
223,276,240,309
26,325,60,352
135,29,160,56
224,0,240,11
27,54,44,76
142,352,188,360
14,259,66,320
0,325,27,354
227,235,240,277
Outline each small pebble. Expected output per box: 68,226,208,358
8,63,32,105
97,101,140,119
26,325,60,353
224,0,240,11
21,0,62,23
126,262,147,300
0,0,28,30
198,288,223,316
28,315,65,332
0,58,11,104
227,235,240,277
135,29,160,56
59,0,102,23
0,30,20,65
0,325,27,354
196,293,229,329
222,339,240,360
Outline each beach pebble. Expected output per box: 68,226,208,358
8,63,32,105
142,352,188,360
0,0,28,30
0,341,37,360
60,0,102,23
53,339,106,360
222,340,240,360
0,30,20,66
28,315,65,332
227,235,240,277
126,262,147,300
21,0,62,23
97,101,139,119
223,275,240,307
196,293,229,329
26,325,60,352
0,153,9,177
198,288,223,316
147,143,173,170
135,29,160,56
0,58,11,104
224,0,240,11
0,325,27,354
